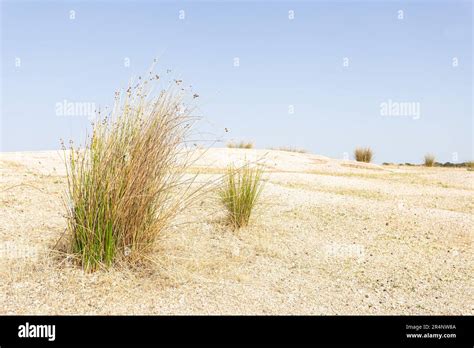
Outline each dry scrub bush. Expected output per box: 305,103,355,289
354,147,373,163
227,141,254,149
424,154,436,167
272,147,307,153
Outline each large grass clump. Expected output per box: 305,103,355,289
424,154,436,167
219,164,264,229
62,75,196,272
354,147,373,163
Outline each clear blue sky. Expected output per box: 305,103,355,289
1,0,472,163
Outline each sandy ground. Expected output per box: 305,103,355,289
0,148,472,315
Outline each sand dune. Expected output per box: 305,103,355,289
0,148,472,314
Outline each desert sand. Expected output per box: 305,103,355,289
0,148,472,314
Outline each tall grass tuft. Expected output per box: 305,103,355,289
219,164,264,229
424,154,436,167
354,147,373,163
62,73,196,272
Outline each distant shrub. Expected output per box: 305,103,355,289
354,147,373,163
227,141,254,149
467,161,474,171
271,147,308,154
424,154,436,167
219,164,264,229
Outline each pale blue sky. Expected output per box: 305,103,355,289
1,0,472,163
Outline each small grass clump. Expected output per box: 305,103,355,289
219,164,264,229
424,154,436,167
62,72,196,272
354,147,373,163
227,141,254,149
